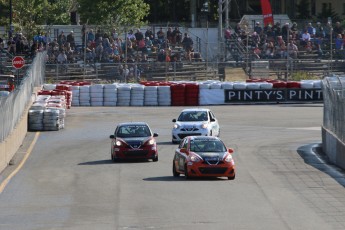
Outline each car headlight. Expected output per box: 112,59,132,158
147,138,155,145
190,154,201,162
173,124,180,129
201,123,208,129
115,140,122,146
224,154,233,163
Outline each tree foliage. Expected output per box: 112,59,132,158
296,0,311,19
78,0,150,27
316,4,341,23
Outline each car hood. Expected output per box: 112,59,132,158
118,137,151,148
195,152,225,160
176,121,207,127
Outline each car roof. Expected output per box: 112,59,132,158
181,108,210,112
117,122,149,127
188,136,220,141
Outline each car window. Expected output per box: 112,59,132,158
178,111,208,122
191,139,226,152
116,125,151,137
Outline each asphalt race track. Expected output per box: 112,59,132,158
1,104,345,230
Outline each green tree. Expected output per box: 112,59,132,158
78,0,150,27
296,0,310,19
317,4,341,23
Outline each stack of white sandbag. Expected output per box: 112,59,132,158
79,85,91,106
144,86,158,106
130,84,145,106
90,84,104,106
103,84,118,106
157,85,171,106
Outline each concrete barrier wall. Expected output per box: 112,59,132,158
0,105,30,173
322,126,345,170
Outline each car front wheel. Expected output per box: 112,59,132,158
184,164,190,179
172,161,180,177
153,155,158,162
228,174,235,180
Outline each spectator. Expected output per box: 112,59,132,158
305,41,314,53
253,45,261,59
281,23,291,42
234,23,242,35
111,28,119,40
224,27,231,40
95,42,104,62
134,29,144,46
287,41,298,59
87,29,95,44
145,28,154,41
272,22,282,39
57,31,66,46
306,22,315,38
66,31,75,49
95,29,102,42
315,22,325,38
157,27,165,44
172,27,182,45
254,22,263,35
181,33,194,59
167,27,173,43
7,37,16,54
324,22,332,39
333,22,344,38
300,29,311,46
251,31,260,47
57,50,67,64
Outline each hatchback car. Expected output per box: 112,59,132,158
172,136,235,180
109,122,159,162
172,108,220,144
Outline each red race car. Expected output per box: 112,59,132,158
172,136,235,180
109,122,159,162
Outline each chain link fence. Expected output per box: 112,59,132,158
322,75,345,169
0,52,45,142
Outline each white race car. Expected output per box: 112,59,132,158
172,108,220,144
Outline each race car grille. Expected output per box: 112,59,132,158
126,141,142,149
181,127,199,131
123,150,149,157
178,133,202,139
198,167,227,174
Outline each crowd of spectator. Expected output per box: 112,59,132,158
44,26,199,67
227,20,345,60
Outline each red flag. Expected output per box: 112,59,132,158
261,0,274,27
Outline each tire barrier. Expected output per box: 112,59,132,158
40,79,323,108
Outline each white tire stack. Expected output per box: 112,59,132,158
79,85,91,106
233,82,247,90
221,82,234,89
117,84,131,106
71,85,80,106
158,85,171,106
28,105,45,131
144,86,158,106
43,108,63,131
90,84,104,106
103,84,118,106
130,84,145,106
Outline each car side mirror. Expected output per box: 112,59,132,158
172,118,176,122
109,135,115,139
228,148,234,154
180,148,188,154
153,133,159,137
210,118,216,122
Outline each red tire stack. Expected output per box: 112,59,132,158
170,83,186,106
286,81,301,88
185,83,199,106
55,84,72,109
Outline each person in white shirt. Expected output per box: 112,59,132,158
300,30,311,46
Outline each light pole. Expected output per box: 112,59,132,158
9,0,13,39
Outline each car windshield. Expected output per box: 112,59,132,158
190,139,226,152
178,111,208,122
116,125,151,137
